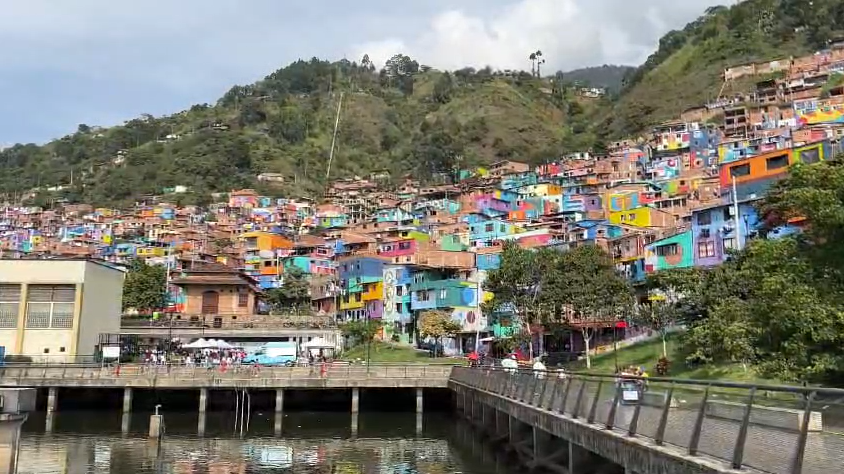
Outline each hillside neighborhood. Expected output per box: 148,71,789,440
1,41,843,360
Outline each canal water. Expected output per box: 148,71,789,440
16,411,519,473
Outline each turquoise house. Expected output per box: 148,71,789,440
644,230,693,273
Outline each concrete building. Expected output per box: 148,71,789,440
0,259,124,362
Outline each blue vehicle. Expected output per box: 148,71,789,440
243,342,298,366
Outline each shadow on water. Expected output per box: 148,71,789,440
18,409,517,473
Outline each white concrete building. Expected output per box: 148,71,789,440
0,259,124,362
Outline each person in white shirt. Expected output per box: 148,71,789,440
532,358,547,379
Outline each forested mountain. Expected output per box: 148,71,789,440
0,57,605,207
562,65,634,93
0,0,839,206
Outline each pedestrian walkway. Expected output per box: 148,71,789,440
451,367,844,474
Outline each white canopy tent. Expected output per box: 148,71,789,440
182,338,237,350
302,337,334,349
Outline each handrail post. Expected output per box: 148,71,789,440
654,383,675,445
558,377,572,414
605,384,622,429
572,379,587,419
627,387,643,436
587,379,603,423
688,385,710,456
790,390,816,474
731,386,756,469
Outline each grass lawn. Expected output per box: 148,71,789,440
579,333,777,384
340,341,463,365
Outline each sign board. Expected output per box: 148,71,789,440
102,346,120,359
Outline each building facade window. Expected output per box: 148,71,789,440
26,285,76,329
238,289,249,308
698,241,716,258
0,284,21,329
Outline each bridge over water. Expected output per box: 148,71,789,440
451,367,844,474
1,364,842,474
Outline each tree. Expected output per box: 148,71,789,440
542,245,634,368
418,310,462,357
432,72,454,104
265,267,311,311
484,242,560,359
122,259,167,313
341,318,384,346
634,298,679,358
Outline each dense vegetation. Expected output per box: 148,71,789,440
0,0,839,206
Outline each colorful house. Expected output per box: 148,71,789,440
644,230,693,273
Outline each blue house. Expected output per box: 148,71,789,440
691,198,801,267
467,218,519,247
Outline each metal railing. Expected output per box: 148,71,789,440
0,363,455,383
450,367,844,474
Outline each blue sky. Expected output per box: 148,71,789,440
0,0,721,145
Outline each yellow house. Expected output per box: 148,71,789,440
0,259,124,362
608,206,676,228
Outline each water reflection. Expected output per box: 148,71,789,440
15,412,504,474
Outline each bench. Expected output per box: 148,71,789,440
705,400,823,432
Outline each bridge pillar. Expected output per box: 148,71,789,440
275,389,284,414
416,388,423,414
351,388,360,414
198,388,208,414
46,387,58,413
122,387,133,414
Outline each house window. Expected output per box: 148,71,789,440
500,224,506,233
238,290,249,308
439,288,447,300
0,284,21,329
485,223,494,232
766,154,788,170
26,285,75,329
396,286,403,296
729,164,751,178
723,238,737,250
723,207,732,221
419,291,430,302
698,241,716,258
354,294,362,302
396,303,402,313
799,148,821,164
655,243,679,257
697,211,711,226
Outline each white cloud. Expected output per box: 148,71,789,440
0,0,725,143
354,0,723,72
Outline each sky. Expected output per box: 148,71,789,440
0,0,724,145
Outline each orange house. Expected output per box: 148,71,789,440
170,262,261,317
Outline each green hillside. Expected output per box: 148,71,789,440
1,0,841,206
0,59,594,207
602,0,844,138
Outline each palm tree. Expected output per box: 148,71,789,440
529,52,537,76
535,50,545,77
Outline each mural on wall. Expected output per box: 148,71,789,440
795,100,844,126
648,157,681,180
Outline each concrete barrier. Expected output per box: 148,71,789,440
705,400,823,432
